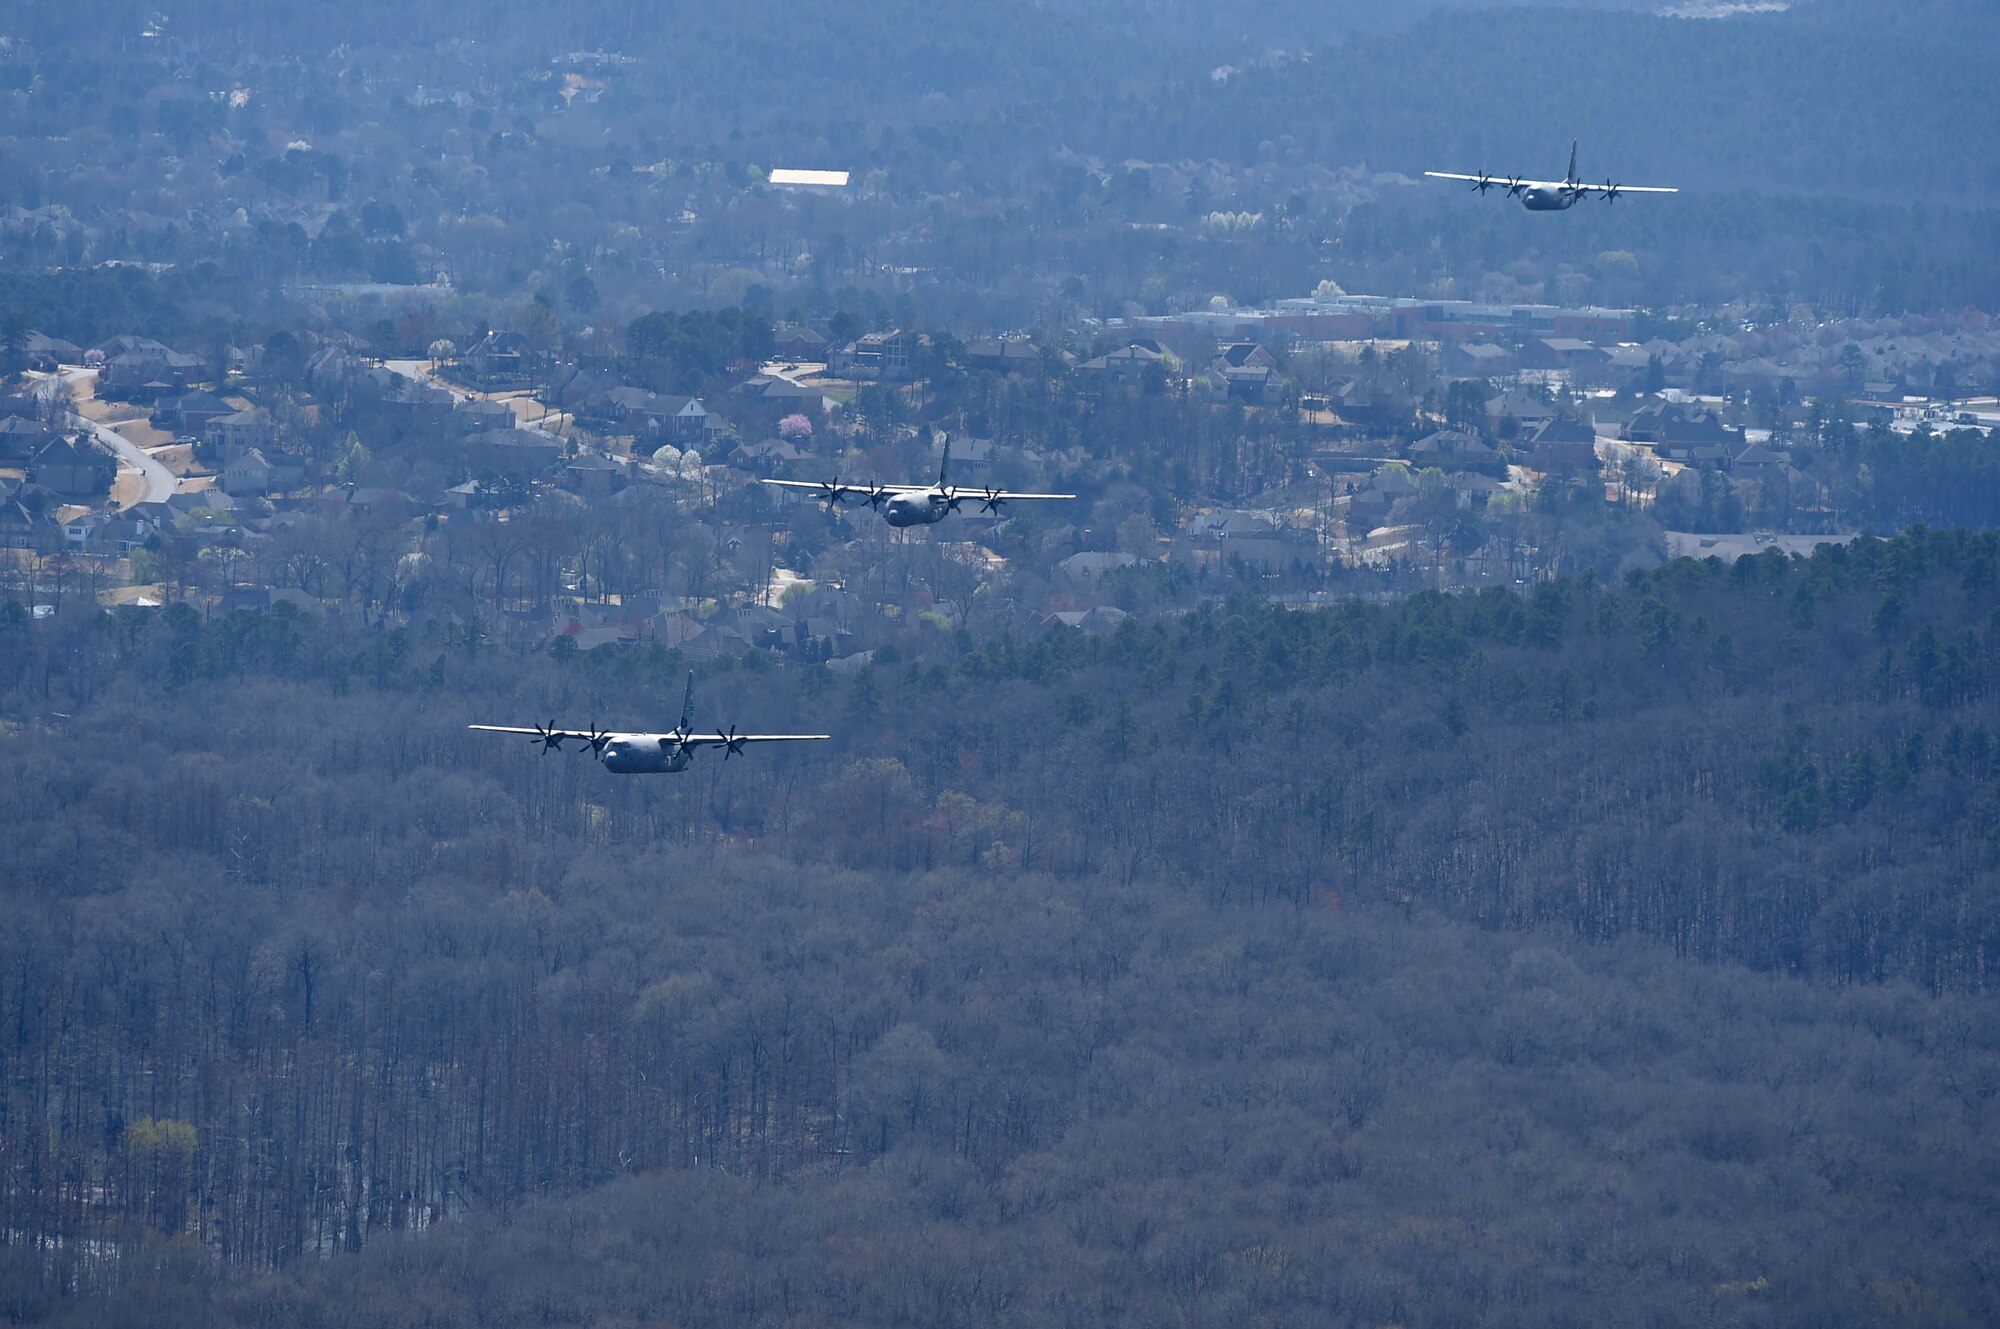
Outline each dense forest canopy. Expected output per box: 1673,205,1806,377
3,532,1998,1323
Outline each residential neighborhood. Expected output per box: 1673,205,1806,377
5,282,1992,656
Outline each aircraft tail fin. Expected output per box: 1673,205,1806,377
678,670,695,734
1566,139,1578,185
937,432,951,487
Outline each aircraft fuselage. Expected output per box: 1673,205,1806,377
601,735,696,774
883,491,953,527
1523,185,1579,211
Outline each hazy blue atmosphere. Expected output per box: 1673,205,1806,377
3,2,1999,1325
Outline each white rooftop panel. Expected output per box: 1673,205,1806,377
769,168,850,187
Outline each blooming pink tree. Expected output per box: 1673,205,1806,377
778,413,813,442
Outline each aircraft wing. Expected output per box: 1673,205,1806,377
469,725,829,742
469,724,829,750
1424,171,1556,191
760,478,932,497
947,487,1075,502
469,724,599,741
1573,182,1678,195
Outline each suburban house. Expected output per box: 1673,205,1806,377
453,398,519,434
1213,342,1279,402
1623,402,1743,465
24,332,83,371
1335,377,1416,429
547,366,626,419
1729,442,1786,481
372,377,457,433
730,375,837,435
1076,341,1176,383
203,407,278,459
1521,415,1601,470
30,437,115,500
1408,429,1498,468
91,511,157,555
1442,343,1516,376
55,505,97,549
0,415,59,464
1058,551,1139,584
727,437,811,473
97,338,203,399
223,450,272,496
153,390,237,435
1175,507,1314,568
560,453,632,496
600,389,717,442
830,329,913,381
464,428,564,477
1523,337,1611,375
771,324,829,362
459,331,544,387
966,338,1044,376
1484,390,1558,439
0,499,60,552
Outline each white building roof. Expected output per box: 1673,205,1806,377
769,168,850,188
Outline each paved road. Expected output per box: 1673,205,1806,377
61,369,178,507
384,358,471,404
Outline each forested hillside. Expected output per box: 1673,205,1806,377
3,531,1998,1324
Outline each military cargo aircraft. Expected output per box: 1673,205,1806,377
761,434,1073,527
470,672,828,773
1426,141,1677,211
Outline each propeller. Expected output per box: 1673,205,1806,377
1505,176,1527,198
1469,171,1495,194
978,487,1006,514
532,721,565,754
580,723,611,759
1601,179,1621,203
865,483,891,510
944,489,967,512
717,725,747,760
818,477,849,509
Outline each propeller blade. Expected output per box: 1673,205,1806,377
534,721,565,753
717,725,746,759
980,487,1005,514
819,478,847,508
867,484,890,510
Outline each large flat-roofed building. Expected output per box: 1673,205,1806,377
1126,291,1634,347
769,168,850,190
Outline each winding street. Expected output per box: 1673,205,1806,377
59,369,179,508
